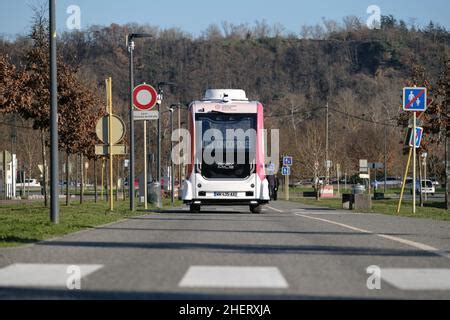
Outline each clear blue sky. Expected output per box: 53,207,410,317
1,0,449,38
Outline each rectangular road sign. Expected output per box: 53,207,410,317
283,156,293,166
134,111,159,121
409,127,424,149
282,166,291,176
403,87,428,112
95,145,127,156
359,159,368,173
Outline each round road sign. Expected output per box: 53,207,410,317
96,115,126,145
133,84,158,111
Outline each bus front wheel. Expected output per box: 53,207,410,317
190,204,201,213
250,204,262,214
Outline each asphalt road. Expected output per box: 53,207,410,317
1,201,450,300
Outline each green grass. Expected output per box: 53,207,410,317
292,197,450,221
0,199,183,248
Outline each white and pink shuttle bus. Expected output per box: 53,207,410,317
182,89,270,213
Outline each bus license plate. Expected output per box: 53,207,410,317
214,192,238,197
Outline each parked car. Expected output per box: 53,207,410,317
16,179,41,188
409,180,436,195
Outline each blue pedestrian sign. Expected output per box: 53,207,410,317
282,166,291,176
283,156,293,166
403,87,428,112
409,127,424,149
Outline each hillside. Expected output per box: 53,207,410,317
1,16,449,181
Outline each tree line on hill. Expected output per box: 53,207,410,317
0,11,448,198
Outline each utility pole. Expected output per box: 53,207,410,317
49,0,59,224
413,111,417,214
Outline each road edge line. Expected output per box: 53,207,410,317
294,213,450,260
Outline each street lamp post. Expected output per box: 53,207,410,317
127,33,152,211
49,0,59,223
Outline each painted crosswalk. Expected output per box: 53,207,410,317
382,269,450,291
0,264,103,288
179,266,289,289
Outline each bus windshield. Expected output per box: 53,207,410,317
195,113,257,179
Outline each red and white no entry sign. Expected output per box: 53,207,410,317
133,84,158,111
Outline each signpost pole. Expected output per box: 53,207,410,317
144,120,148,210
107,78,114,211
413,112,417,214
285,174,289,201
397,148,413,213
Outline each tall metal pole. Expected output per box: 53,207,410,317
108,78,114,211
157,99,162,208
128,38,135,211
49,0,59,224
144,120,148,209
413,112,417,214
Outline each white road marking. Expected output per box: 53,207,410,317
382,269,450,291
0,264,103,288
294,213,450,259
179,266,289,289
294,210,349,215
266,206,284,213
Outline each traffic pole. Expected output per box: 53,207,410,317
49,0,59,224
107,78,114,211
413,111,417,214
285,175,289,201
397,148,413,214
157,99,162,209
144,120,148,210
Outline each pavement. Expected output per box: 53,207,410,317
1,200,450,300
